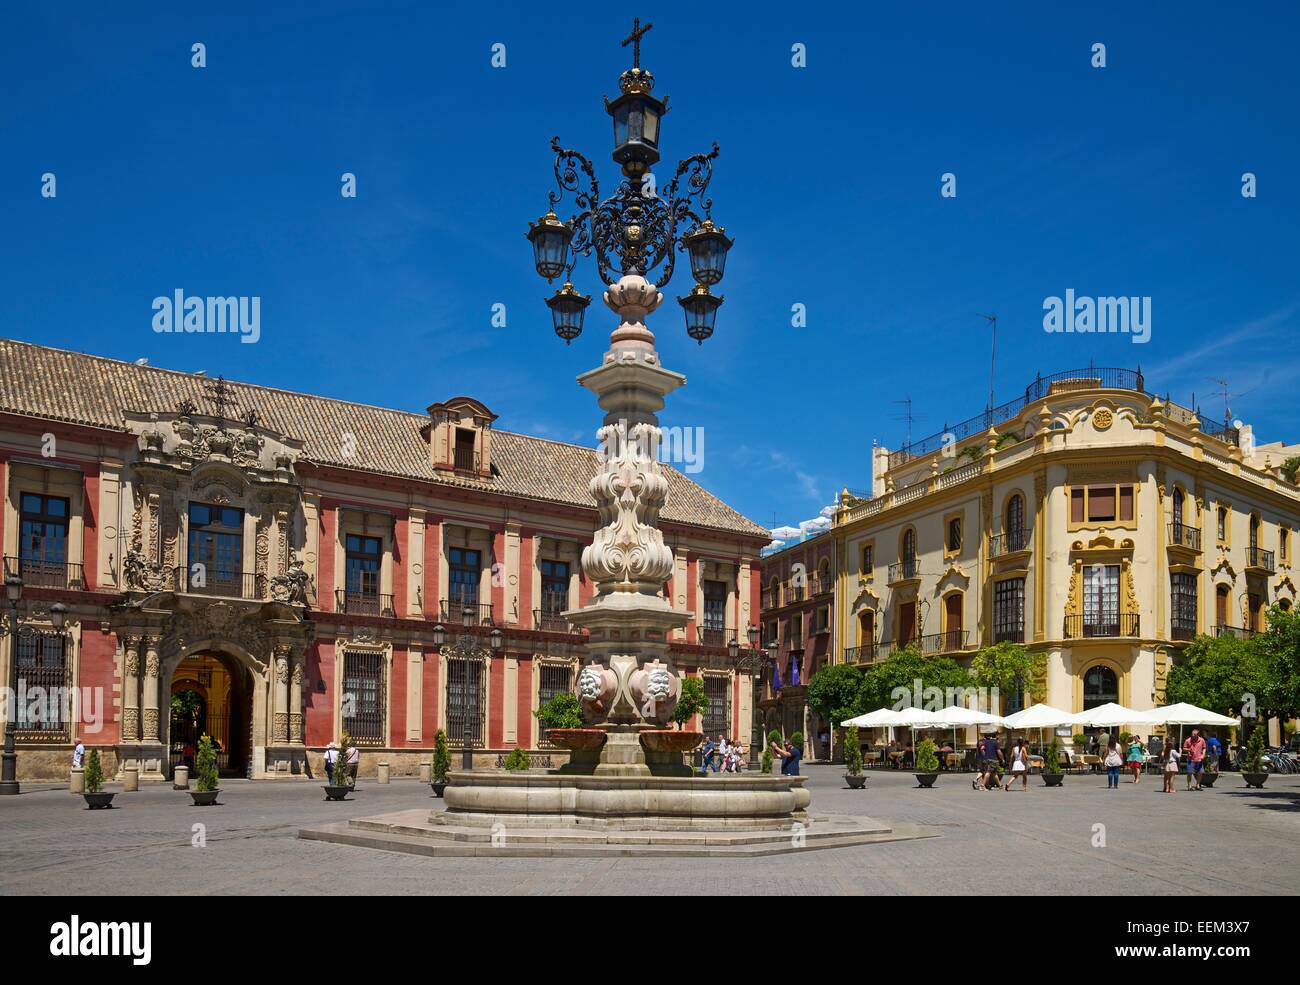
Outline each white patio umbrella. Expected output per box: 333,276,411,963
840,707,910,728
1001,703,1076,761
929,706,1006,768
892,707,943,768
1137,703,1239,756
1068,702,1148,728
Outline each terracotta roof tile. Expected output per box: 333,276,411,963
0,338,767,539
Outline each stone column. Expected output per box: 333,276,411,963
142,636,161,742
122,636,140,741
273,645,291,743
289,653,304,744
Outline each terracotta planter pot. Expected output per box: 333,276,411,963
189,788,221,806
323,785,354,801
844,772,867,789
1243,772,1268,789
84,792,116,809
914,772,939,788
544,728,608,751
640,730,704,753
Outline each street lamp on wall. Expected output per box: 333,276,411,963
0,576,25,795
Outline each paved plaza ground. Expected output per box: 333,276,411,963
1,765,1296,895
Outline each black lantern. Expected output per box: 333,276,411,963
728,637,739,660
746,624,759,647
526,210,573,282
683,220,733,287
489,627,504,652
605,69,668,178
546,282,592,344
50,602,67,631
678,283,722,345
4,576,20,604
431,623,447,647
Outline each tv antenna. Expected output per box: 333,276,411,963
893,397,925,449
978,313,997,412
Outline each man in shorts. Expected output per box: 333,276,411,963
975,732,1002,790
1183,728,1207,790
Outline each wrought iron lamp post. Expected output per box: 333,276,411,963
526,18,734,345
1,574,67,795
729,625,774,770
431,606,503,772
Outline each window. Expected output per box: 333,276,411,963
342,650,385,744
454,428,476,471
15,632,69,736
1172,487,1185,530
1249,514,1261,554
1083,564,1120,635
1217,506,1228,543
187,502,244,595
946,516,962,553
446,654,485,746
1281,527,1290,561
897,601,917,646
539,559,569,619
701,675,731,736
448,547,480,607
994,578,1025,643
858,610,875,646
944,593,963,650
1003,677,1026,716
1082,666,1118,709
814,605,830,634
1006,494,1026,550
1215,584,1230,628
1248,593,1263,634
344,534,382,611
1071,484,1135,524
1171,573,1197,640
901,529,916,562
860,544,873,577
19,493,70,587
701,579,728,644
536,663,572,745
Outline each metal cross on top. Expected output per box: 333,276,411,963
201,374,238,422
622,17,653,68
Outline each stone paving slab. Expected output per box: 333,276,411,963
0,767,1296,894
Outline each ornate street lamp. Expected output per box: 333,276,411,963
526,18,733,344
434,606,503,771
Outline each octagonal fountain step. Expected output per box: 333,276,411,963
299,807,932,858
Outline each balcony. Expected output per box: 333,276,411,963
439,598,495,625
761,589,780,609
989,528,1028,559
785,582,806,603
3,557,85,591
534,591,573,632
887,558,919,584
334,588,394,616
1213,624,1253,641
1246,546,1276,574
453,444,479,471
172,566,262,600
1171,623,1197,642
812,573,833,595
994,626,1025,644
843,644,880,665
1064,612,1140,639
1167,523,1202,552
699,626,733,647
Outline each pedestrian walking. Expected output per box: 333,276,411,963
71,736,85,769
973,732,1003,790
1126,734,1146,784
324,741,339,785
1003,736,1029,791
1183,729,1206,790
1103,737,1124,789
346,741,360,784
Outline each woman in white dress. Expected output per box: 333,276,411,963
1003,737,1030,791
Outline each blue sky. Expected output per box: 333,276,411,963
3,2,1297,538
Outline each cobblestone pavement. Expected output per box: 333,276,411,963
1,766,1296,895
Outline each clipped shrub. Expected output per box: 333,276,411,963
84,749,105,794
790,731,804,750
844,726,864,775
432,729,451,783
503,747,531,771
1245,725,1266,773
195,734,219,792
915,738,939,773
1045,739,1062,774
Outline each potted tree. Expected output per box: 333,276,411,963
843,725,866,789
1242,726,1269,788
323,730,355,801
761,728,782,774
914,738,940,788
189,734,221,805
82,749,115,809
1041,739,1064,786
431,729,451,797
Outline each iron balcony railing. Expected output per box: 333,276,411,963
887,366,1148,469
172,566,262,600
335,588,394,616
1171,623,1197,642
1246,547,1276,573
994,626,1025,644
1168,523,1202,551
843,644,880,664
534,590,571,632
440,598,495,625
888,558,919,582
453,445,480,471
812,573,833,595
3,557,86,591
989,528,1028,558
761,589,780,609
1214,624,1252,640
1064,612,1140,639
785,582,805,603
699,625,733,646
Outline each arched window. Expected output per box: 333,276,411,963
1006,494,1025,551
1249,514,1261,564
1172,487,1184,532
944,593,963,651
857,610,875,660
1082,665,1118,710
1215,584,1231,630
1217,506,1228,542
899,528,917,578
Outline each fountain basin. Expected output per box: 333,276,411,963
639,729,703,753
544,728,608,751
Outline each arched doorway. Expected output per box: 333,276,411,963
1082,665,1118,709
170,651,252,776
